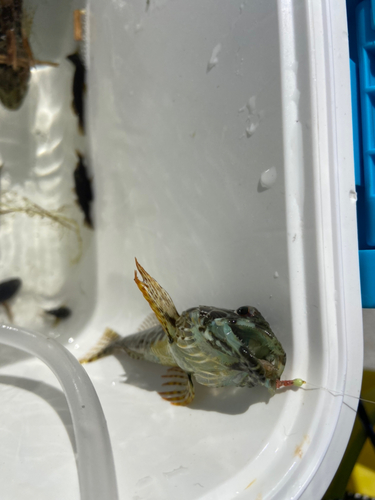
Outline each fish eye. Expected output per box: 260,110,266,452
236,306,258,317
236,306,250,316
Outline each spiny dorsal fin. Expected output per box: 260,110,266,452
79,327,120,364
134,259,179,340
137,312,159,332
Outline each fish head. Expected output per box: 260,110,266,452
183,305,286,389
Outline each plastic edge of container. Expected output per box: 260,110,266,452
299,0,364,497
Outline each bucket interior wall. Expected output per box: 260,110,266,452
0,1,360,499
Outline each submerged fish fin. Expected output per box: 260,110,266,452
79,327,121,364
159,367,195,406
134,259,179,341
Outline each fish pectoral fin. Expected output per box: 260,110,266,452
79,327,121,364
159,368,195,406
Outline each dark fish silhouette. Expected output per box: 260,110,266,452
45,306,72,319
74,151,93,229
0,277,21,302
67,51,85,133
0,277,22,322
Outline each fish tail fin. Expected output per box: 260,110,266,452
79,327,121,364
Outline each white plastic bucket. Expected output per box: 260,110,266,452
0,0,362,499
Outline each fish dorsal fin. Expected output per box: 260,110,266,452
134,259,179,341
137,312,159,332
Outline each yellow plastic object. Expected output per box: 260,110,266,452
361,369,375,393
347,370,375,497
348,462,375,497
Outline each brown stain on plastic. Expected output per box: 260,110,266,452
256,494,262,500
294,434,310,459
245,479,256,489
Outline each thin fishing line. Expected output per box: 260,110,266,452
302,381,375,405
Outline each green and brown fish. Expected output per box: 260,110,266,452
80,260,304,405
0,0,31,109
0,0,58,110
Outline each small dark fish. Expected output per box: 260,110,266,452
45,306,72,319
0,277,21,322
74,151,94,229
0,277,21,303
0,0,31,109
67,51,85,133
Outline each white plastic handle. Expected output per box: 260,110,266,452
0,324,118,500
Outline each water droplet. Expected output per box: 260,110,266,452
112,380,116,386
74,344,80,350
207,43,221,72
246,123,258,137
260,167,277,189
68,337,74,343
274,271,279,279
349,190,357,202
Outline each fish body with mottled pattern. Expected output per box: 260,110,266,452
0,0,30,109
171,306,286,391
80,261,302,405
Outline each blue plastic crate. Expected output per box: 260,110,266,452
348,0,375,306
